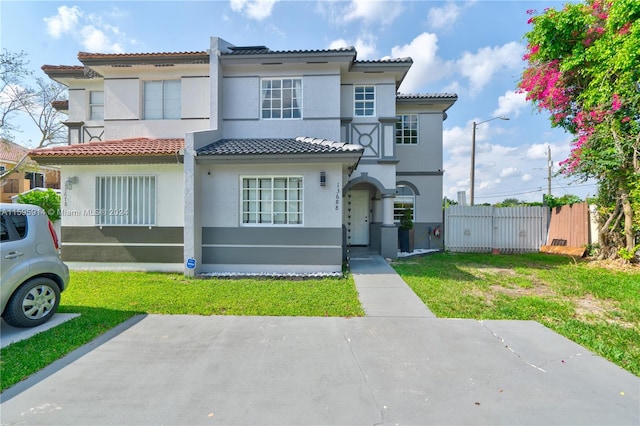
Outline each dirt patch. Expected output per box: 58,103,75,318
574,294,636,328
489,283,556,298
482,267,517,276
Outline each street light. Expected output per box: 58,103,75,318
470,116,509,206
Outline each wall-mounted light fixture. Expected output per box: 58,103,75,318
320,171,326,187
65,176,79,190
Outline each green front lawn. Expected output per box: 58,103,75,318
1,271,364,392
392,252,640,376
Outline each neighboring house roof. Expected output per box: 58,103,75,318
41,65,92,80
29,138,184,165
1,140,58,173
1,140,30,164
197,137,363,156
51,100,69,111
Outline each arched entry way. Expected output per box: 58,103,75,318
343,173,397,258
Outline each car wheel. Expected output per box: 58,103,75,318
3,277,61,328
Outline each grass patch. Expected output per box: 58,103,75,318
1,271,363,391
392,252,640,376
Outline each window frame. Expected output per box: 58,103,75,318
25,172,44,188
394,185,416,222
241,176,304,226
143,80,181,120
260,77,303,120
396,114,419,145
95,175,157,226
354,85,376,117
89,90,104,121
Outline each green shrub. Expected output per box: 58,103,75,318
17,188,61,222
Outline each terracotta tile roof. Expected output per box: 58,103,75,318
41,65,89,79
51,100,69,111
77,51,209,67
197,137,363,156
29,138,184,158
41,65,85,72
78,51,208,60
1,140,30,163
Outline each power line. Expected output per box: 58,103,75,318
474,182,597,199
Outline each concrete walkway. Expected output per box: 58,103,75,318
350,254,435,318
1,256,639,425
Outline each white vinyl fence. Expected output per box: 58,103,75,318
444,206,548,253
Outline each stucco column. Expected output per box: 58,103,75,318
380,193,398,259
183,132,201,276
382,193,395,226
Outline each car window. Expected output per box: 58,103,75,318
8,214,28,239
0,215,10,242
1,213,28,241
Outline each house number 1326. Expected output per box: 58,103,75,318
335,182,340,210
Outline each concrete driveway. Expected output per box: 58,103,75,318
1,314,638,425
1,256,638,425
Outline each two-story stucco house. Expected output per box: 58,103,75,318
30,36,457,275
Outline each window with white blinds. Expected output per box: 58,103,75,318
143,80,181,119
95,176,156,225
89,91,104,120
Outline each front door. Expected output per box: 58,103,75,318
348,190,369,245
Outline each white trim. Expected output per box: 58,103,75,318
202,244,341,249
260,77,303,120
396,114,419,145
66,262,183,273
354,85,376,117
240,175,304,226
62,242,183,247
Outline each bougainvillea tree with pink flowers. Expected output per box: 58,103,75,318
519,0,640,259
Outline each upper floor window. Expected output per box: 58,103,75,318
143,80,181,120
89,91,104,120
354,86,375,116
261,78,302,119
396,114,418,144
95,175,157,226
242,176,303,225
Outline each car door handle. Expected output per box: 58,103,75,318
4,251,24,259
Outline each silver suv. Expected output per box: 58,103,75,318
1,203,70,327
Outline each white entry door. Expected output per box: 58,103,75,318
349,190,369,245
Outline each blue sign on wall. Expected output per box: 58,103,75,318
186,257,197,269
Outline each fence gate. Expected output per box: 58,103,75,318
444,206,547,253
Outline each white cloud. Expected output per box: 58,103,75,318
329,34,377,60
456,42,525,96
391,32,453,93
500,167,520,178
43,6,130,53
44,5,82,38
493,90,527,118
427,2,461,29
79,26,124,53
230,0,278,21
339,0,403,26
522,174,533,182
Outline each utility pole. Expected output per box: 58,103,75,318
547,145,552,196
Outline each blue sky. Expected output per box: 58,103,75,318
2,0,596,204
